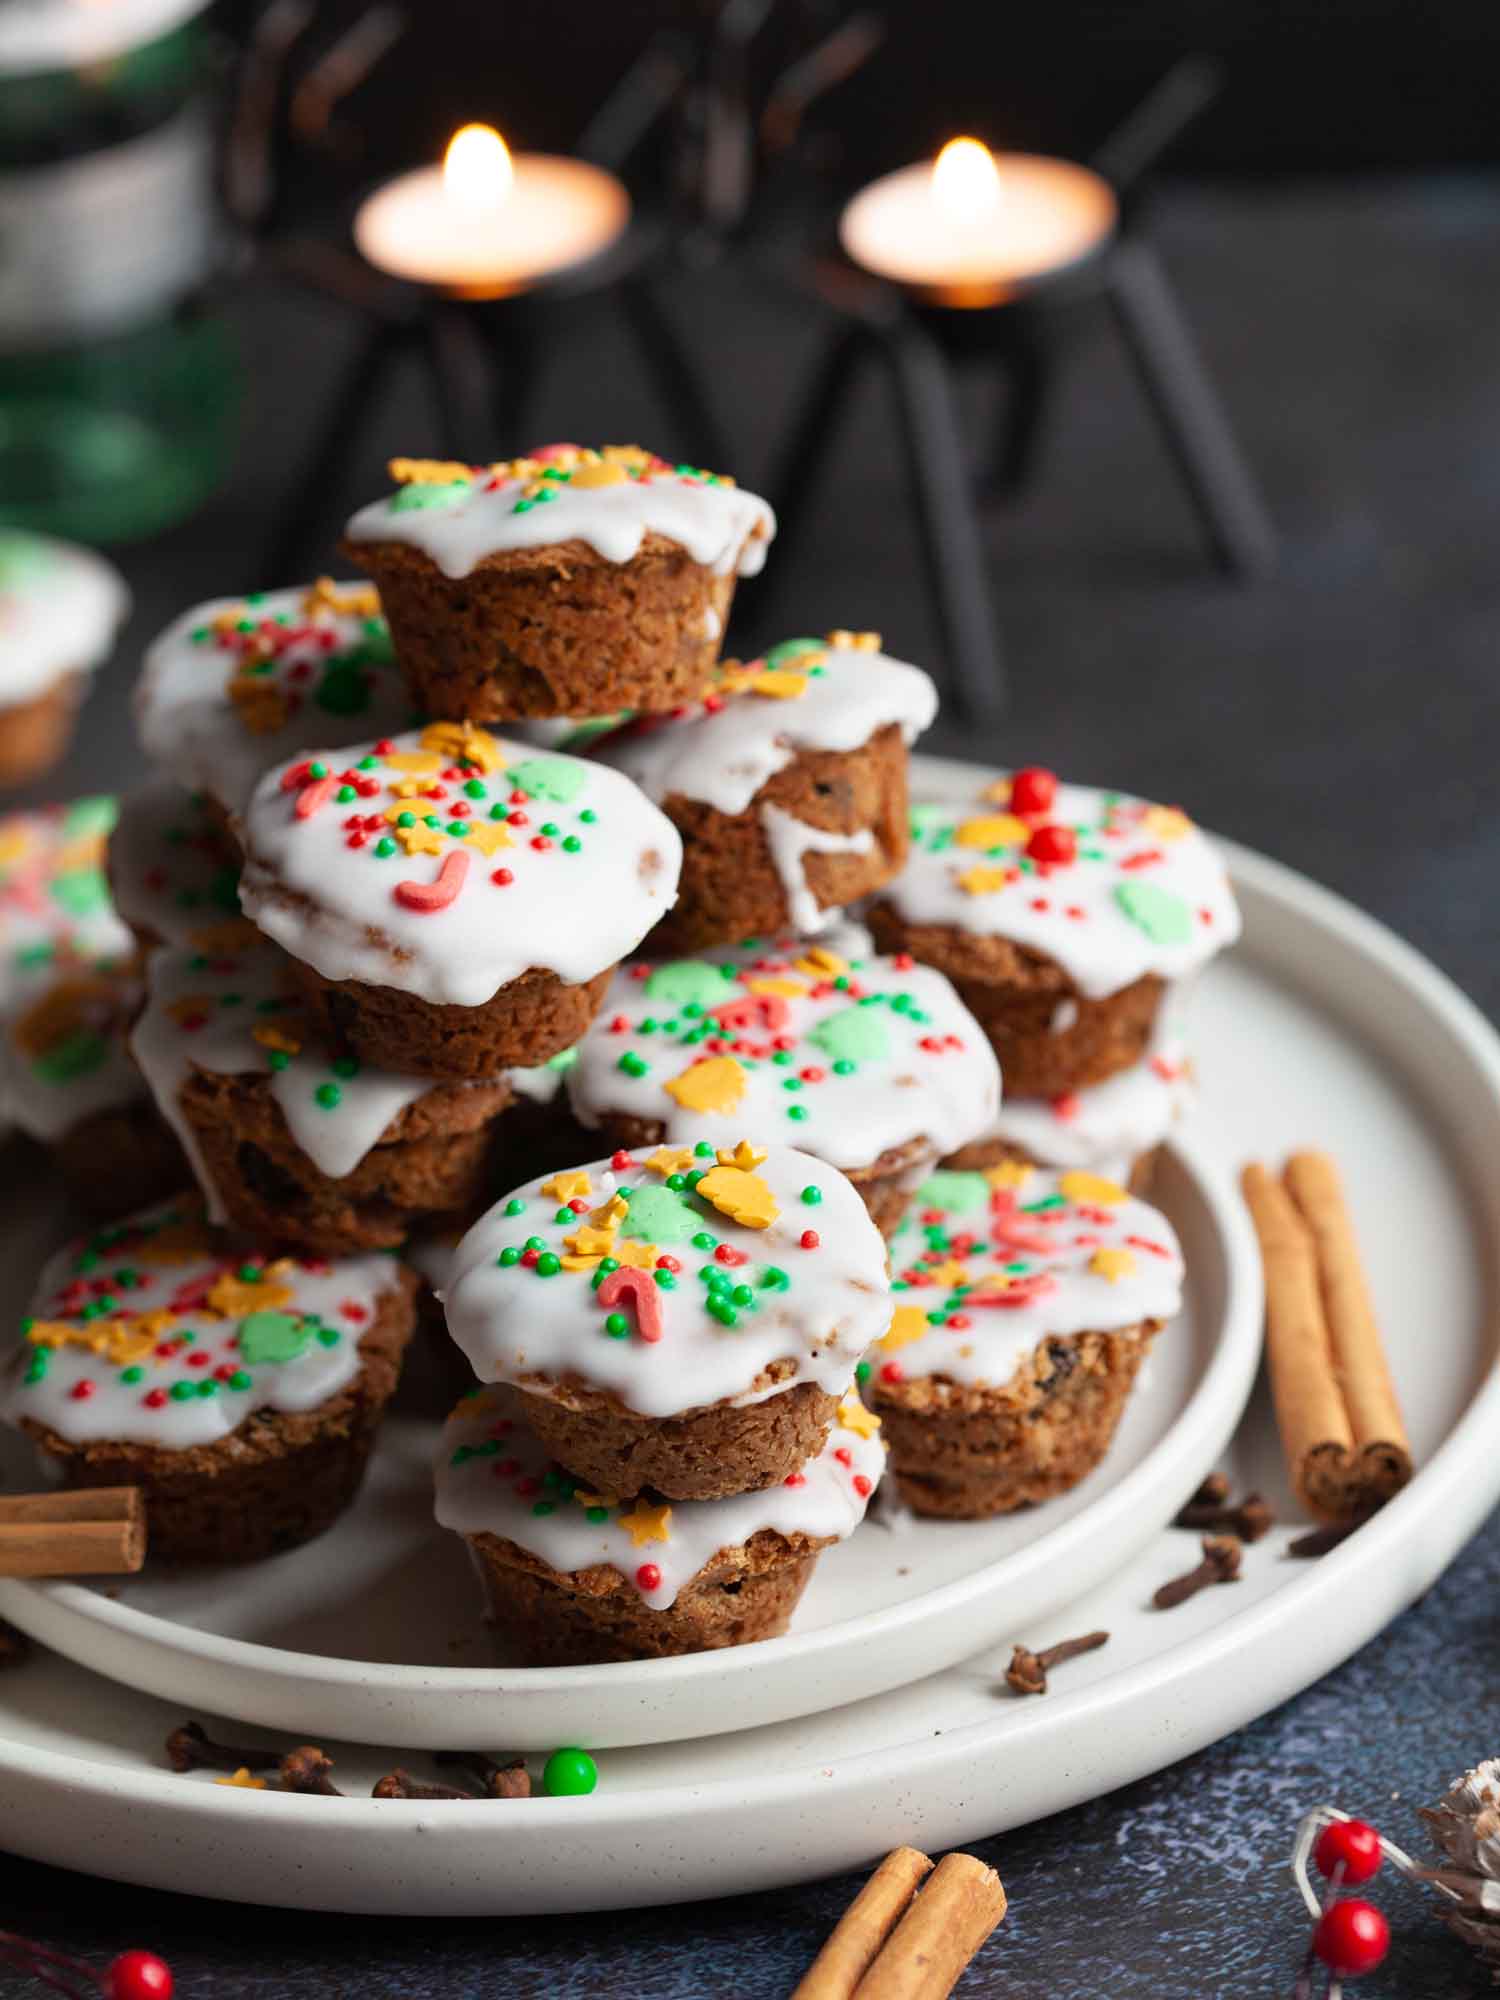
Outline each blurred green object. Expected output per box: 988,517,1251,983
0,1,237,542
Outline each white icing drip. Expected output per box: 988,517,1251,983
134,583,410,817
444,1143,891,1420
238,728,683,1007
0,533,127,703
978,1037,1191,1176
107,780,244,947
594,642,937,816
882,1165,1185,1390
345,461,774,580
0,1197,404,1450
434,1391,884,1610
404,1228,461,1294
883,783,1241,999
567,945,999,1172
130,939,438,1219
2,967,146,1141
760,806,874,934
507,1047,576,1105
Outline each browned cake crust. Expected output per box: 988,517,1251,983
869,1323,1161,1518
586,1108,930,1241
0,677,82,787
645,724,911,953
281,951,614,1078
866,900,1163,1096
19,1269,419,1563
341,532,748,720
467,1528,822,1663
939,1135,1163,1197
495,1375,840,1502
53,1101,188,1220
176,1066,514,1253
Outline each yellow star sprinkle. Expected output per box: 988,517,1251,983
924,1258,971,1288
216,1768,268,1789
136,1217,214,1264
590,1193,630,1230
463,820,513,857
569,459,627,488
206,1270,293,1317
715,1139,767,1171
664,1056,747,1116
396,822,445,856
252,1024,302,1056
954,813,1029,850
574,1489,620,1510
562,1223,616,1263
878,1306,931,1353
619,1501,673,1546
957,864,1011,897
837,1396,881,1436
826,628,882,652
228,677,289,736
746,669,810,699
389,456,473,485
1144,805,1194,842
645,1147,695,1178
984,1160,1034,1191
542,1169,594,1202
303,577,380,619
383,750,443,776
1060,1171,1128,1207
793,945,849,980
967,1275,1014,1303
387,778,430,799
420,720,502,772
611,1239,660,1271
695,1164,779,1230
1090,1247,1138,1283
746,975,808,998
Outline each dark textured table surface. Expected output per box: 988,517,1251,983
3,174,1499,1996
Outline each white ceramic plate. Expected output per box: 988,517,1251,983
0,761,1495,1915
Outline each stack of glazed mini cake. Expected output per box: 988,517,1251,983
0,438,1241,1646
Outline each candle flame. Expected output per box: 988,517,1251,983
931,137,1001,225
443,124,514,211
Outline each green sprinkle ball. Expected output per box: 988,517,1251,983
543,1747,598,1797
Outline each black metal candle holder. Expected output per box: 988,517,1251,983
759,59,1277,723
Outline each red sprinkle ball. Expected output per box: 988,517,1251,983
1026,823,1077,867
635,1563,662,1592
799,1230,820,1250
1009,766,1058,816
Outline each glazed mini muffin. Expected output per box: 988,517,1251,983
593,630,936,948
443,1138,891,1502
237,722,682,1076
867,768,1238,1099
567,934,1000,1237
1,1196,418,1563
0,799,133,1034
134,578,411,826
342,447,774,720
435,1388,885,1664
869,1161,1185,1518
108,780,247,950
942,1030,1192,1195
0,532,128,785
2,963,184,1217
131,933,515,1254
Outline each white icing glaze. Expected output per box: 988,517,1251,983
130,937,444,1219
508,1046,577,1106
878,1164,1184,1391
134,582,411,817
883,781,1240,999
975,1036,1191,1179
444,1142,891,1419
434,1388,884,1610
593,638,937,816
567,939,999,1172
0,800,133,1021
761,807,875,933
404,1227,462,1294
0,532,127,704
0,1197,404,1450
345,448,773,580
108,780,245,947
238,725,683,1008
2,964,147,1141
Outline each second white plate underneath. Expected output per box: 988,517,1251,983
0,1131,1259,1750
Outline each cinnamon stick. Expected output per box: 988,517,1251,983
852,1852,1007,2000
1241,1159,1410,1524
0,1488,145,1576
791,1848,933,1999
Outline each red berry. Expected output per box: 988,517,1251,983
1026,823,1077,867
109,1952,174,2000
1312,1900,1389,1977
635,1563,662,1591
1009,766,1058,816
1315,1819,1384,1885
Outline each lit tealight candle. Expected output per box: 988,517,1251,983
354,124,631,299
839,138,1117,307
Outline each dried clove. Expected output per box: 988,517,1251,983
1005,1629,1110,1696
279,1745,342,1796
165,1719,279,1775
434,1750,531,1798
1186,1472,1230,1508
1287,1520,1364,1558
371,1769,478,1801
1153,1534,1242,1609
1173,1490,1275,1541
